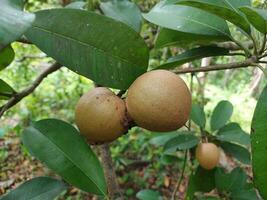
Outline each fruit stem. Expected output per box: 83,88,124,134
99,143,123,200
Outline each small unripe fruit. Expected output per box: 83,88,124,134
126,70,191,132
75,87,128,143
196,143,220,170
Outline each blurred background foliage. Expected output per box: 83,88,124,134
0,0,267,199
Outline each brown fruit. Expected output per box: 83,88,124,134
75,87,128,143
196,143,220,170
126,70,191,132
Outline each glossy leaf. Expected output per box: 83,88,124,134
251,85,267,199
157,46,228,69
143,0,231,40
155,28,228,48
22,119,107,196
186,167,216,199
215,168,248,193
230,188,260,200
221,142,251,165
136,189,163,200
65,1,86,9
216,123,250,146
240,6,267,34
176,0,251,34
210,100,233,131
26,9,148,90
0,79,16,100
190,104,206,128
0,177,66,200
100,0,142,32
0,0,35,45
149,131,178,146
0,45,15,71
164,131,199,153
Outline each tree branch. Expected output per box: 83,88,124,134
217,41,254,51
172,57,257,74
98,143,123,200
0,62,62,118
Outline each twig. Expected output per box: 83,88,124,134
260,34,266,54
217,41,253,51
98,143,123,200
172,57,257,74
0,62,62,118
171,151,188,200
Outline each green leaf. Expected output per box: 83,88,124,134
160,154,180,165
216,123,250,147
136,189,163,200
0,79,16,100
155,28,228,48
176,0,251,34
149,131,178,146
210,100,233,131
100,0,142,32
65,1,86,9
26,9,148,90
0,0,35,46
221,142,251,165
164,131,199,153
190,104,206,128
230,188,260,200
186,167,216,199
0,45,15,71
251,85,267,199
240,6,267,34
156,46,229,70
143,0,231,40
215,168,248,193
22,119,107,196
0,177,66,200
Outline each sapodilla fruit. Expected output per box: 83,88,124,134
75,87,128,143
196,143,220,170
126,70,191,132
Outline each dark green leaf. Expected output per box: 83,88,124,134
65,1,86,9
190,104,206,128
0,79,15,100
164,131,199,153
22,119,107,196
215,168,248,193
0,177,66,200
210,100,233,131
230,188,260,200
240,6,267,34
26,9,148,90
221,142,251,165
0,45,15,71
216,123,250,147
176,0,251,34
251,85,267,199
136,189,163,200
143,0,231,40
155,28,228,48
149,131,178,146
0,0,35,45
156,46,229,70
186,167,216,199
100,0,142,32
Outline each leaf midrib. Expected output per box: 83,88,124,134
32,127,105,195
31,25,144,68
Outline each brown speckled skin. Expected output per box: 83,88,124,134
196,143,220,170
75,87,128,143
126,70,192,132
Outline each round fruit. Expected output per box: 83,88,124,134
126,70,191,132
75,87,128,143
196,143,220,170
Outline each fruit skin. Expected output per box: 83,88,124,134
196,143,220,170
75,87,128,143
126,70,191,132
